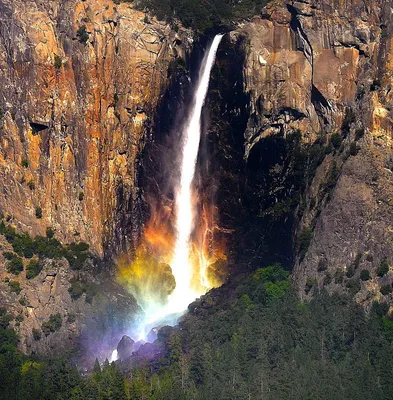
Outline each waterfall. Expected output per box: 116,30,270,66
166,34,223,312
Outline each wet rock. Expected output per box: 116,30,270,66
117,335,135,360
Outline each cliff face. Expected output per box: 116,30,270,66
0,0,189,257
228,0,393,305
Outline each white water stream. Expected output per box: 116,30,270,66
112,35,223,357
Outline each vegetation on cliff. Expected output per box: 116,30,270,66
134,0,267,30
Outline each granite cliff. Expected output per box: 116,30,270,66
2,0,393,356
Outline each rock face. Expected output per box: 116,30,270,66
225,0,393,305
0,232,139,358
117,335,135,360
0,0,190,257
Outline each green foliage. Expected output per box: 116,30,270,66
35,207,42,219
8,280,21,294
380,285,393,296
76,25,89,44
298,227,313,259
26,259,43,280
329,132,342,151
12,234,35,258
41,313,62,336
134,0,268,31
125,281,393,400
68,278,97,303
78,191,84,201
21,158,29,168
0,221,91,270
6,255,24,275
54,53,62,69
46,227,55,239
65,242,90,270
377,260,390,277
350,142,360,156
360,269,371,281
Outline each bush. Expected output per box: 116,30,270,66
35,207,42,219
65,242,90,270
76,25,89,44
350,142,359,156
377,260,389,277
41,313,62,336
360,270,371,281
26,259,43,280
78,191,84,201
21,158,29,168
346,266,355,278
12,234,35,258
6,256,24,275
68,278,97,303
46,227,55,239
298,228,313,259
380,285,393,296
330,132,342,150
8,280,21,294
54,54,62,69
346,278,361,294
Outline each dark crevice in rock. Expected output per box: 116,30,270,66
311,85,331,127
29,121,49,134
335,41,366,56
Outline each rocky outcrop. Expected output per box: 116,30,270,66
225,0,393,305
0,0,190,257
0,230,139,358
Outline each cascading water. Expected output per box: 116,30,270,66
165,33,224,312
111,35,224,358
138,34,223,336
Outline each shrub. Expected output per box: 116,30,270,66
12,234,35,258
26,259,43,280
78,191,84,201
346,266,355,278
360,270,371,281
21,158,29,168
298,228,313,259
65,242,90,270
76,25,89,44
6,256,24,275
377,260,389,277
8,280,21,294
346,278,361,294
330,133,342,150
350,142,359,156
68,278,97,303
3,251,16,260
46,227,55,239
41,313,62,336
35,207,42,219
380,285,393,296
54,54,62,69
